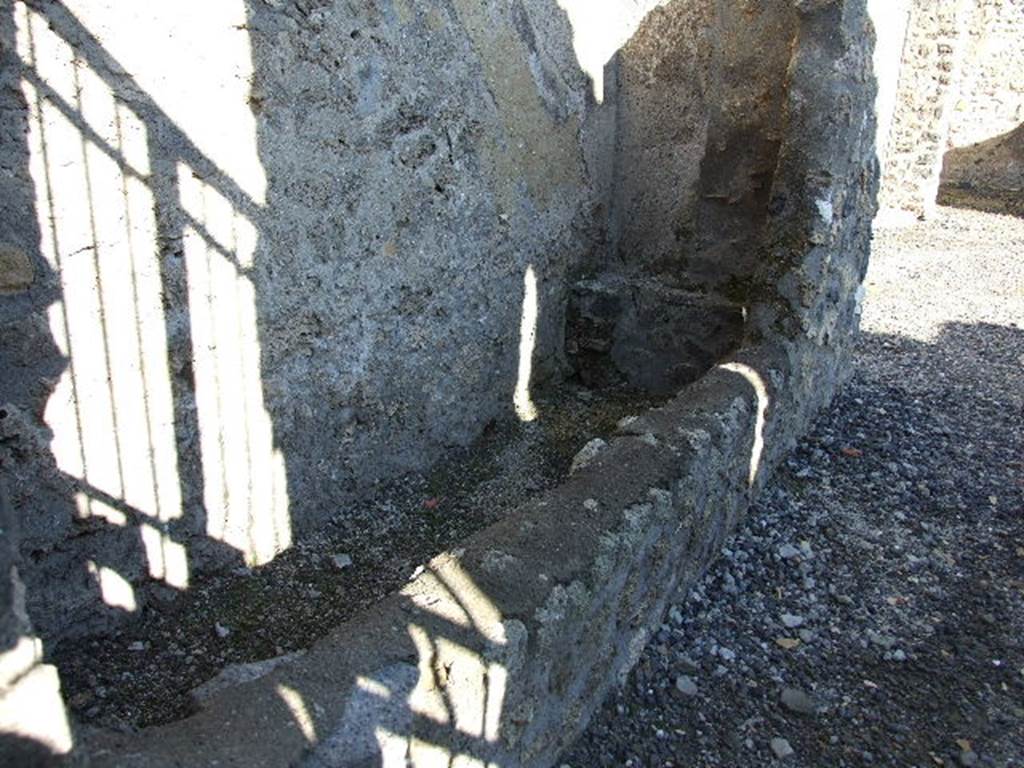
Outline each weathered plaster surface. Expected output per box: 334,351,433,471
1,0,610,642
0,0,843,649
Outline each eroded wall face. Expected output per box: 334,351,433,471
70,1,881,763
0,0,610,641
238,1,602,527
947,0,1024,148
566,0,796,396
612,0,796,291
877,0,1024,216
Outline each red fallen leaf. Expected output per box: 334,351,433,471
841,446,863,458
423,497,440,509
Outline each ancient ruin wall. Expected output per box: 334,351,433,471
878,0,1024,216
947,0,1024,148
612,1,796,293
565,1,798,397
0,0,830,647
941,0,1024,199
877,0,973,218
0,0,618,641
0,0,881,761
80,0,881,764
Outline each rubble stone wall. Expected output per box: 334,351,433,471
81,0,880,765
0,0,611,642
941,0,1024,200
0,0,833,647
877,0,972,218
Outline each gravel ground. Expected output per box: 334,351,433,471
566,206,1024,768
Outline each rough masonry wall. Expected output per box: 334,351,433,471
610,0,796,292
0,0,798,644
81,1,880,764
947,0,1024,148
565,0,796,396
878,0,972,218
0,0,614,642
941,0,1024,200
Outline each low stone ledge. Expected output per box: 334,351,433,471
82,341,800,767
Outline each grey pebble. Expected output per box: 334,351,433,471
675,675,698,696
778,543,801,559
770,737,794,759
781,687,817,715
332,553,353,570
960,750,978,767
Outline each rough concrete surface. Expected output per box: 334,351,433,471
0,0,604,643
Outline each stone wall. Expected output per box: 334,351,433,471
614,1,796,294
940,0,1024,202
877,0,973,219
947,0,1024,149
0,0,824,649
878,0,1024,217
78,0,880,763
0,0,607,642
568,0,797,395
0,0,881,760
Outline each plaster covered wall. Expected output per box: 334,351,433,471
0,0,606,642
566,0,797,395
612,1,795,292
0,0,882,761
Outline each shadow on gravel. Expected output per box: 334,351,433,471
565,319,1024,767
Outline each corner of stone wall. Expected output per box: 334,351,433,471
71,3,880,766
